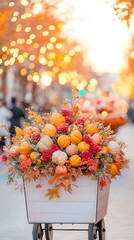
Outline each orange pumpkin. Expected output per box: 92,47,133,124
69,155,81,167
55,165,67,175
42,123,57,137
70,130,82,145
30,151,38,161
102,146,110,153
57,135,71,148
78,141,90,152
110,163,120,176
85,123,98,134
19,142,31,155
50,113,66,127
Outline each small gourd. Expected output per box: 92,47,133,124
70,130,82,145
57,135,71,148
8,145,20,158
85,123,98,134
110,163,119,176
69,155,81,167
50,113,66,127
78,141,90,152
19,142,31,155
108,141,120,154
91,133,102,144
55,165,67,175
65,144,78,156
42,123,57,137
37,135,53,152
52,150,68,165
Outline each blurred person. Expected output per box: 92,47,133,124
9,97,25,135
0,99,13,152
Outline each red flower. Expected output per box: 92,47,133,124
65,116,73,124
57,124,68,133
42,144,59,162
61,108,71,116
76,118,86,124
80,151,93,161
30,132,41,141
0,153,7,162
84,135,93,144
84,135,101,152
42,150,52,162
51,144,59,153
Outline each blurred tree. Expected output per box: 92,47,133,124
111,0,134,25
0,0,91,102
114,35,134,99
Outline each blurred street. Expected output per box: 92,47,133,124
0,122,134,240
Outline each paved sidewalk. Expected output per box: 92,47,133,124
0,123,134,240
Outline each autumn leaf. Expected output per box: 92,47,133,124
20,157,31,169
45,188,60,200
36,184,43,189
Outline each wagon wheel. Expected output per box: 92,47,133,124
97,219,106,240
88,224,97,240
33,224,43,240
45,223,53,240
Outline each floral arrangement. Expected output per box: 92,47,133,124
0,96,129,199
80,90,128,131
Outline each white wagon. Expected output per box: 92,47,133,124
24,176,110,240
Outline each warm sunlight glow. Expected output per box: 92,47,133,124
68,0,131,73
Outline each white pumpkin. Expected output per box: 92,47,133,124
37,135,53,152
52,150,68,165
108,141,120,154
65,144,78,156
91,133,102,144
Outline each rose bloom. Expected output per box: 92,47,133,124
51,144,59,153
61,108,71,116
0,153,7,162
42,150,52,162
57,125,68,133
76,118,86,124
80,151,93,161
30,132,41,141
65,116,73,124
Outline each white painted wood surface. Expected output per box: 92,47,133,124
24,176,110,224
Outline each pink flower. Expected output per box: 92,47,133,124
0,153,7,162
84,135,101,152
30,132,41,141
57,124,68,133
80,151,93,161
84,135,94,144
65,116,73,124
76,118,86,124
61,108,71,116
